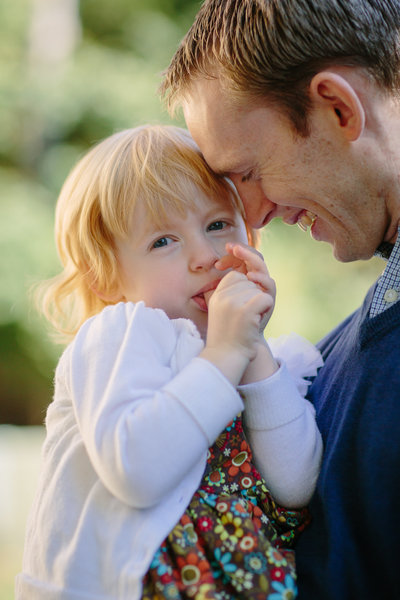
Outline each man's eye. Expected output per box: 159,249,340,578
207,220,227,231
152,236,172,249
241,170,253,183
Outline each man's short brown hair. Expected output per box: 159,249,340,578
161,0,400,135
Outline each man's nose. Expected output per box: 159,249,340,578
229,175,276,229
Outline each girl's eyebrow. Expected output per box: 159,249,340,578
140,222,175,242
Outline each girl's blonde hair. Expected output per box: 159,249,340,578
39,124,254,342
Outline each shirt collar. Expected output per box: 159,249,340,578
374,241,395,260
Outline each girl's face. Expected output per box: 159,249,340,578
115,187,249,339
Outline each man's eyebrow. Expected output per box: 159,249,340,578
202,147,248,176
200,157,228,176
211,162,245,177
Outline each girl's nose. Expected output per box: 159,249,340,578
188,237,220,272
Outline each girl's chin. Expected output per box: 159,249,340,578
196,324,207,340
192,313,208,339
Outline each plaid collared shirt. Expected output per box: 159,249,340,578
369,226,400,317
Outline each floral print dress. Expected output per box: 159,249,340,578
141,414,310,600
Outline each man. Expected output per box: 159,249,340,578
160,1,400,599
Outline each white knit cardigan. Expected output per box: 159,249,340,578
16,301,322,600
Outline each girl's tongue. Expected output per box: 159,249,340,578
192,294,208,311
192,289,216,312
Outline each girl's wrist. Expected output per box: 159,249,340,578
199,345,250,387
239,338,278,385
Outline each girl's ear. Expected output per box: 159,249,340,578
89,274,124,303
309,71,366,141
90,285,123,303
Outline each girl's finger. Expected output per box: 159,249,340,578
247,270,275,291
231,243,267,272
215,254,244,271
216,243,270,279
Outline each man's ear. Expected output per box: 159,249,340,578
309,71,365,141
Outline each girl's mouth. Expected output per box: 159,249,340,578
192,293,208,312
192,279,221,311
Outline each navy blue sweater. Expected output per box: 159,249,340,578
296,284,400,600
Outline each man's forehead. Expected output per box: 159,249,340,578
183,85,251,173
183,75,246,125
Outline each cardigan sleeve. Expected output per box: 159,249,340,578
65,302,243,509
239,334,324,508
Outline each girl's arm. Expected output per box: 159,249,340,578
240,369,323,508
67,302,243,509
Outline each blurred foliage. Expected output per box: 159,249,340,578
0,0,382,425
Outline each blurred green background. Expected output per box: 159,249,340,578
0,0,382,597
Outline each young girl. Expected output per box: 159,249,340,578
16,125,323,600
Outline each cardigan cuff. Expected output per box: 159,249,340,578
239,361,306,430
163,356,244,445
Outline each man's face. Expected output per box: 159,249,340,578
183,76,390,262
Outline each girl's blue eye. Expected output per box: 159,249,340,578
208,220,226,231
152,237,171,249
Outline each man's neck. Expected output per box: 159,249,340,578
375,241,395,260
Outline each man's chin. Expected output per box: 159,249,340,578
332,242,377,263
